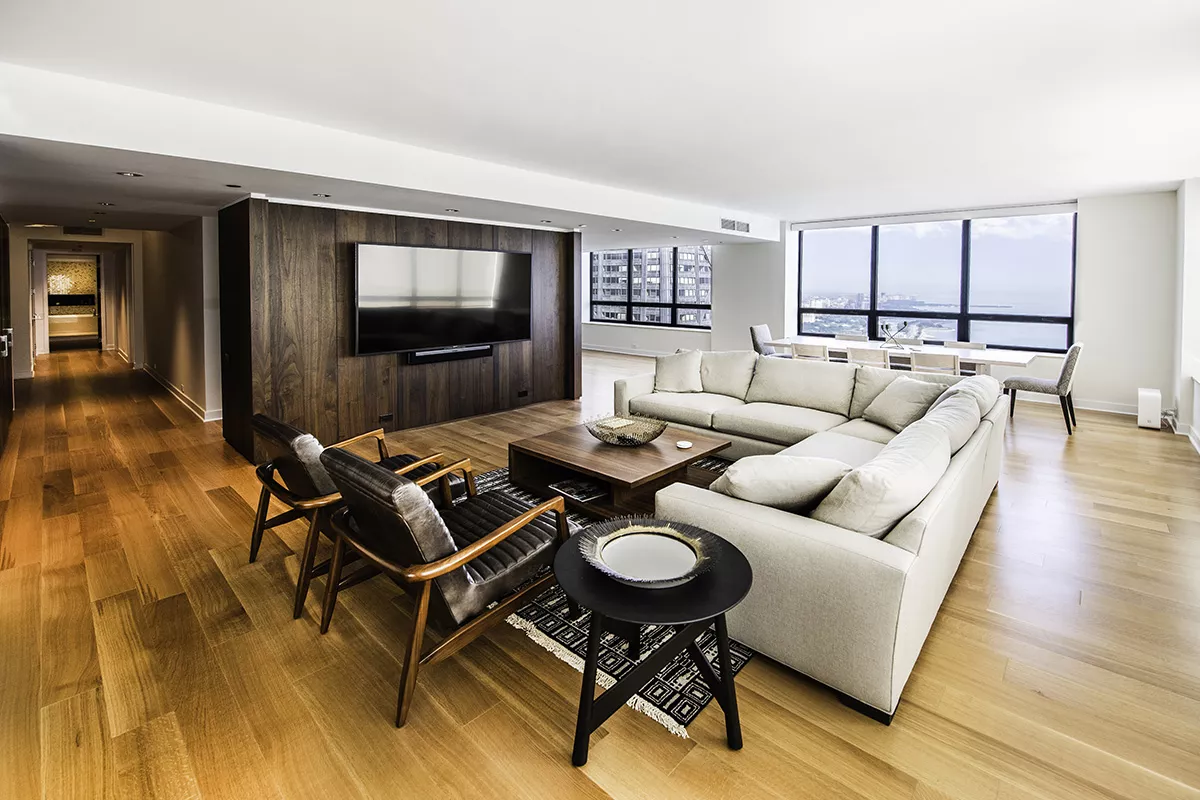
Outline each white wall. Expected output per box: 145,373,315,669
141,217,221,421
1174,179,1200,432
710,224,798,351
583,322,710,356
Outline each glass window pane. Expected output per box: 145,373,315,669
876,221,962,313
800,227,871,310
591,304,627,322
631,306,670,325
676,308,711,327
970,320,1068,350
800,313,868,337
676,246,712,305
632,247,673,303
591,250,627,303
879,316,958,341
969,213,1074,316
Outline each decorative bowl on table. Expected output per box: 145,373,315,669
585,415,667,447
577,517,718,589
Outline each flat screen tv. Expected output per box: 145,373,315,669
354,243,533,355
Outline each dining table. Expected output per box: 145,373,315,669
764,334,1043,370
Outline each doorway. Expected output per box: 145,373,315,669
46,255,101,351
29,241,132,365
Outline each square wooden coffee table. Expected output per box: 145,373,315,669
508,424,731,518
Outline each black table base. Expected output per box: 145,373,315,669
572,612,743,766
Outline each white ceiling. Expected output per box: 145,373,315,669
1,0,1198,222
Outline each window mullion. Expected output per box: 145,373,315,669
959,219,971,342
868,226,879,338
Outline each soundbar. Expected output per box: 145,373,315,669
404,345,493,366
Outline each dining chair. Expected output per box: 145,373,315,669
249,414,462,619
911,352,960,376
750,325,791,358
318,447,575,727
835,333,869,342
847,347,890,369
1003,343,1084,435
791,342,829,361
945,341,988,375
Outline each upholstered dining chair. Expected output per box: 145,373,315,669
847,346,889,369
1003,343,1084,434
249,414,462,619
944,341,988,376
911,352,960,376
317,447,575,727
791,342,829,361
750,325,790,358
835,333,869,342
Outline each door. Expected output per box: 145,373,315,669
0,215,14,450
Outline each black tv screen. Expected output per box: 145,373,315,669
354,243,533,355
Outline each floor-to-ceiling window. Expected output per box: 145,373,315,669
590,245,712,328
797,209,1076,351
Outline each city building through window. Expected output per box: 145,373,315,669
798,211,1076,351
590,245,712,328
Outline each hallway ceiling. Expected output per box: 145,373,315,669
1,0,1198,221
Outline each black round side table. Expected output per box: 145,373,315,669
554,528,753,766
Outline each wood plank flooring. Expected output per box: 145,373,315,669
3,349,1200,799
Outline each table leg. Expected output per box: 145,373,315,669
573,610,605,766
715,614,742,750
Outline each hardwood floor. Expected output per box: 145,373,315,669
3,349,1200,799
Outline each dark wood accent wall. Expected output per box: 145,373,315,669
218,199,582,462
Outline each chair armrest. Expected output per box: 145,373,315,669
255,463,341,510
391,453,444,476
614,372,656,415
397,496,567,583
330,428,388,459
413,458,478,502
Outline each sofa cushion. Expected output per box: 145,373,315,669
712,403,847,446
862,376,946,432
827,418,897,445
744,357,858,416
922,392,981,453
849,366,958,419
811,420,951,538
779,431,886,469
932,374,1002,416
654,349,703,393
629,392,744,428
709,455,851,512
700,350,759,399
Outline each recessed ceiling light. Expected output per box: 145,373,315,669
312,193,331,198
88,219,97,223
611,228,621,232
98,201,115,206
540,219,553,224
445,208,460,213
226,184,243,189
115,171,144,178
671,235,679,239
25,223,56,228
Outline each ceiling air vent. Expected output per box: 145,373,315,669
62,226,104,236
720,218,751,234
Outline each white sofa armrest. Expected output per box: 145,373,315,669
614,372,656,415
655,482,914,713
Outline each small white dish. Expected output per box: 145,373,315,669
676,440,693,450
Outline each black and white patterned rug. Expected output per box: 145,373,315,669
473,462,754,738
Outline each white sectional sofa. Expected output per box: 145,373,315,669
614,350,1004,722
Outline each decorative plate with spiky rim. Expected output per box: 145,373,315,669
585,414,668,446
576,517,719,588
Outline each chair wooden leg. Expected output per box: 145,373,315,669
1009,389,1017,419
1059,396,1073,435
249,485,271,563
396,581,431,728
318,534,347,634
1067,393,1077,427
293,510,324,619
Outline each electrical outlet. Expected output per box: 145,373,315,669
518,390,529,398
379,412,394,423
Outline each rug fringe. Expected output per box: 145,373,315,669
505,613,690,739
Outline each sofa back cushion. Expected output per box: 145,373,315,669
849,366,959,419
931,374,1001,416
655,349,703,393
700,350,759,399
811,420,951,538
921,392,981,453
744,357,857,416
709,455,851,512
862,377,946,432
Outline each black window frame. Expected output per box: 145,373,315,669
796,213,1077,353
589,246,712,329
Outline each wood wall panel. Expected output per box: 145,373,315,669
220,200,580,462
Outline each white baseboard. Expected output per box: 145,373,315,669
142,364,217,423
1011,391,1136,417
115,348,130,364
583,345,665,358
1180,424,1200,455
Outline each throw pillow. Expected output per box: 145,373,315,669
931,374,1001,416
654,350,703,393
862,376,946,432
709,456,852,512
921,392,981,453
700,350,759,399
811,420,951,538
